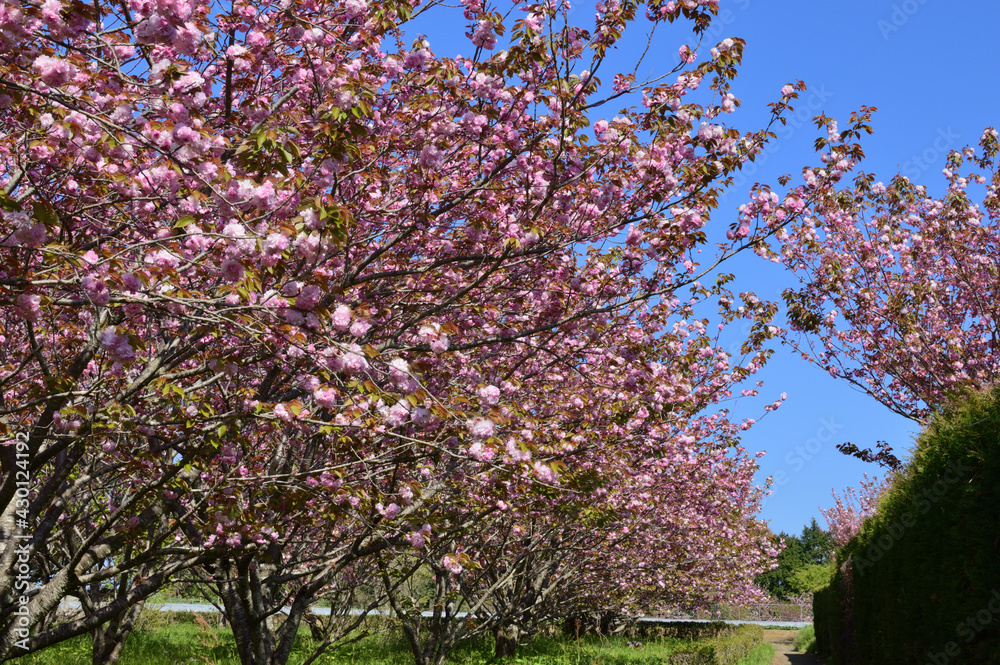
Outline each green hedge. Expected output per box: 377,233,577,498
637,621,736,641
818,388,1000,664
668,624,763,665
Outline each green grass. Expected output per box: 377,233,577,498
8,624,704,665
735,642,775,665
338,633,700,665
793,624,817,654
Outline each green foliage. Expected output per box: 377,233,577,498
7,622,702,665
735,642,775,665
4,619,772,665
789,563,833,594
668,625,764,665
538,634,698,665
811,584,837,657
639,621,737,641
756,518,834,600
793,625,817,654
817,387,1000,664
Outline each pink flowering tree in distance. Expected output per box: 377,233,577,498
0,0,828,660
819,473,891,550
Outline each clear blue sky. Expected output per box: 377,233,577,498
408,1,1000,536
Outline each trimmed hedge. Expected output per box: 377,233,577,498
815,387,1000,664
668,624,763,664
637,621,737,641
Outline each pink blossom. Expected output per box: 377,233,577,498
442,554,463,576
506,438,531,463
81,275,111,306
419,145,444,169
533,461,557,483
144,249,179,270
295,285,322,310
349,319,371,337
429,335,449,354
467,417,494,439
476,384,500,406
294,233,321,260
14,294,41,321
469,440,494,461
332,305,352,331
343,0,367,17
33,55,76,87
252,181,276,208
263,232,289,258
220,259,244,282
781,84,794,97
406,531,425,549
313,387,338,409
470,19,496,49
174,70,204,92
403,49,428,70
386,401,410,427
377,502,400,519
14,223,47,247
340,344,369,374
246,30,268,48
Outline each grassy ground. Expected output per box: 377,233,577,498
737,642,776,665
793,625,817,654
9,626,702,665
10,619,775,664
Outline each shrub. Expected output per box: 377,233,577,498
820,387,1000,664
793,625,816,653
736,642,775,665
668,624,763,665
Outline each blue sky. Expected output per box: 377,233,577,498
407,0,1000,536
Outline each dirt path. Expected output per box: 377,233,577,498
762,630,827,665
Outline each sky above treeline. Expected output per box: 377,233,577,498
406,0,1000,536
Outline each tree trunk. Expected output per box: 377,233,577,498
304,613,325,641
598,610,617,635
562,615,583,639
90,599,144,665
494,624,520,659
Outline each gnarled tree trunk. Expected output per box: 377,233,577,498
493,623,520,659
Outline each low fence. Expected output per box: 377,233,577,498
652,603,812,624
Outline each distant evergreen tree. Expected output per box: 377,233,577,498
756,519,834,600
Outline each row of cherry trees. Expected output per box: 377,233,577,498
0,0,824,662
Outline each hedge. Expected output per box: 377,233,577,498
815,387,1000,664
668,624,763,664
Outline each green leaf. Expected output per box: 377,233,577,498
0,192,21,213
32,200,58,227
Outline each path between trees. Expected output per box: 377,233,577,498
763,630,827,665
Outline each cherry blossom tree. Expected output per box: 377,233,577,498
819,473,891,549
753,110,1000,423
0,0,811,660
